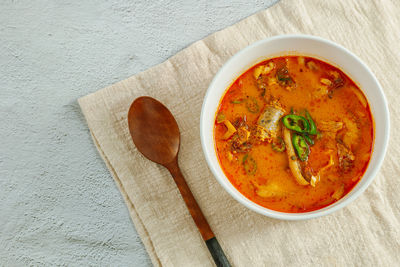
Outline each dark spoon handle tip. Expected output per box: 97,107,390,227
206,237,231,267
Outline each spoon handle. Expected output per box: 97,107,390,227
205,237,232,267
165,158,231,267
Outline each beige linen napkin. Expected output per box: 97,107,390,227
79,0,400,266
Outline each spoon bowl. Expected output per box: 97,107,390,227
128,96,180,166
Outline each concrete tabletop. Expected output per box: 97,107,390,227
0,1,277,265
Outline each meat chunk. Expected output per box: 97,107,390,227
255,182,289,198
337,142,355,172
332,184,345,200
342,117,359,150
276,65,295,89
254,62,275,96
253,62,275,80
313,72,345,99
237,126,250,144
231,139,252,153
229,117,254,153
319,121,343,133
312,85,329,99
320,78,332,86
256,104,285,142
306,61,318,71
327,70,345,89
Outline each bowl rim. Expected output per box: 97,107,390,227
200,34,390,220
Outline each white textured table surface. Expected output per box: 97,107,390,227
0,1,277,265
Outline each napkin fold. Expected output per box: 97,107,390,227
79,0,400,266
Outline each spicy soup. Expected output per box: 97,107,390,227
214,56,373,213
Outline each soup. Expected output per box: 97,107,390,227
214,56,373,213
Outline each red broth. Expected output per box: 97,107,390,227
214,56,373,213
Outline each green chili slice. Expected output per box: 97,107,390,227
242,154,257,175
292,134,310,161
231,99,243,104
305,110,317,135
216,113,226,123
303,134,314,146
245,97,260,114
282,114,310,133
271,137,285,152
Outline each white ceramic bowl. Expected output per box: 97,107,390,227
200,34,390,220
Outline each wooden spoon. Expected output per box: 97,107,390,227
127,96,231,267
